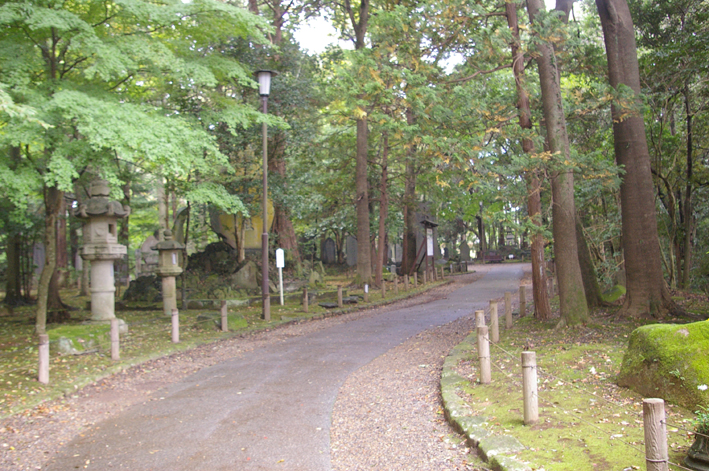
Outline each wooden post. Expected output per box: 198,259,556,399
477,326,491,384
423,270,427,284
38,334,49,384
414,273,418,287
338,285,343,308
643,398,669,471
364,284,369,303
394,277,399,295
171,308,180,343
110,318,120,360
505,291,512,328
440,266,445,280
303,287,309,313
404,276,409,291
221,300,228,332
519,285,526,318
522,351,538,425
490,300,499,343
381,280,386,299
475,309,485,328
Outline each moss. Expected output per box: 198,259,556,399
47,324,111,351
617,321,709,410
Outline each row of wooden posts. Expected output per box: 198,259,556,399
474,292,671,471
302,266,447,312
37,267,452,384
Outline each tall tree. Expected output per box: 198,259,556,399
527,0,589,326
595,0,680,317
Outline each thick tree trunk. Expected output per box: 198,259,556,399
355,117,372,283
506,0,551,319
375,135,389,287
528,0,589,326
596,0,679,317
269,132,301,263
36,186,64,334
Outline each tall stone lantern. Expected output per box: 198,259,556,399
74,180,130,324
152,230,184,316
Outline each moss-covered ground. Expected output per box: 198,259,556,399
0,276,441,418
450,295,709,470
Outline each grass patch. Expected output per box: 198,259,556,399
0,278,444,418
450,312,702,470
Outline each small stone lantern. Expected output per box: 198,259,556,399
152,230,184,316
74,180,130,324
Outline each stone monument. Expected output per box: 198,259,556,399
74,180,130,324
152,230,185,316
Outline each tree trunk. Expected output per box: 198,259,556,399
36,186,64,334
506,0,551,319
681,84,693,289
355,117,372,283
576,213,604,307
595,0,679,317
375,134,389,287
528,0,589,326
402,109,418,275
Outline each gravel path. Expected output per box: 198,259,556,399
331,316,485,470
1,268,500,470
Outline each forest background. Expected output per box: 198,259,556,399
1,0,708,333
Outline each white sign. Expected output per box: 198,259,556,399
276,248,285,268
426,228,434,256
364,284,369,293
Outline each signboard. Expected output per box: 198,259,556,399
426,228,434,257
276,248,285,268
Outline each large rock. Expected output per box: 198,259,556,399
617,321,709,410
230,261,259,290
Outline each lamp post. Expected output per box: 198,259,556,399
255,69,277,321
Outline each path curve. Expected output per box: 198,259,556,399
43,264,524,470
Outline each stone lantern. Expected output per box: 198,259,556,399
152,230,184,316
74,180,130,324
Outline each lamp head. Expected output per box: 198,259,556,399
254,70,278,97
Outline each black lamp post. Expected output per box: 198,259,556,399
255,69,277,321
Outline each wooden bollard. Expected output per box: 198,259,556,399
522,351,538,425
394,277,399,295
477,326,491,384
519,285,526,317
440,266,445,280
475,309,485,328
381,280,386,299
404,276,409,291
171,308,180,343
303,287,309,313
338,285,343,308
490,300,499,343
110,318,120,360
414,273,418,287
364,284,369,303
643,398,669,471
423,270,427,284
505,292,512,328
38,334,49,384
221,300,228,332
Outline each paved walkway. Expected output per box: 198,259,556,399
45,264,524,471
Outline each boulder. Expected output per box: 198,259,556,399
230,261,259,290
617,321,709,410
